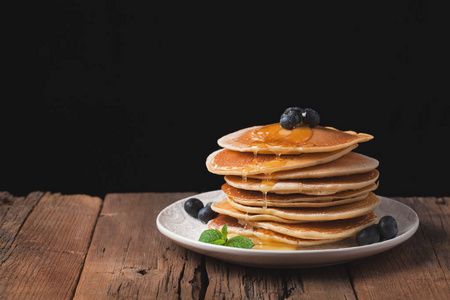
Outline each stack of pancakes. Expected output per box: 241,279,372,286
205,123,380,249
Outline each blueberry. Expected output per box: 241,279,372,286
378,216,398,240
302,108,320,128
280,107,302,130
282,107,303,115
184,198,204,218
198,204,218,224
356,224,380,246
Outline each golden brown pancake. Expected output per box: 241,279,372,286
253,212,377,240
249,152,379,180
218,123,373,155
206,145,357,177
212,193,380,222
210,199,305,223
231,194,370,208
224,170,379,195
222,183,377,207
205,120,380,249
208,215,344,247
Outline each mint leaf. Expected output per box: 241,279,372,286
213,239,226,245
221,224,228,241
199,229,222,244
198,224,254,249
225,236,255,249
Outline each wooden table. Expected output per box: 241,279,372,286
0,191,448,299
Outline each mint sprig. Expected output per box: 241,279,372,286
198,224,255,249
224,235,255,249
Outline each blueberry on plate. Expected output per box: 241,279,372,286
280,107,301,129
356,224,380,246
378,216,398,240
184,198,204,218
302,108,320,128
198,204,218,224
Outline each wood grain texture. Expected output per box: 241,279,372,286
163,195,450,299
1,192,449,299
204,258,357,299
346,197,450,300
0,192,102,299
1,191,44,260
73,192,206,300
74,193,450,300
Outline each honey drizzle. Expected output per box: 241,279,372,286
247,236,299,251
240,159,280,209
259,180,277,210
240,153,287,182
238,123,313,209
250,123,313,150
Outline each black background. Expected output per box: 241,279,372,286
2,2,449,197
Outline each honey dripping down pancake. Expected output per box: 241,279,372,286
224,170,380,196
203,107,380,249
249,152,379,180
206,145,357,179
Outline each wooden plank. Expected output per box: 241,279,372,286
411,197,449,278
0,192,102,299
75,194,450,299
204,257,356,299
73,192,206,300
346,197,450,300
285,266,356,299
204,196,450,299
1,191,44,259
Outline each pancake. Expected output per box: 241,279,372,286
249,152,379,180
218,123,373,155
206,145,357,177
205,118,380,249
224,170,380,195
211,198,305,223
222,183,378,207
208,215,344,247
231,193,370,208
220,193,381,221
252,211,377,240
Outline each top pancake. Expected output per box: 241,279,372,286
218,123,373,155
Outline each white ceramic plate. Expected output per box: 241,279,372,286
156,190,419,268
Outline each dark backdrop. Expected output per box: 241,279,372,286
2,2,449,197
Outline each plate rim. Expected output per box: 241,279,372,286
156,191,419,264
